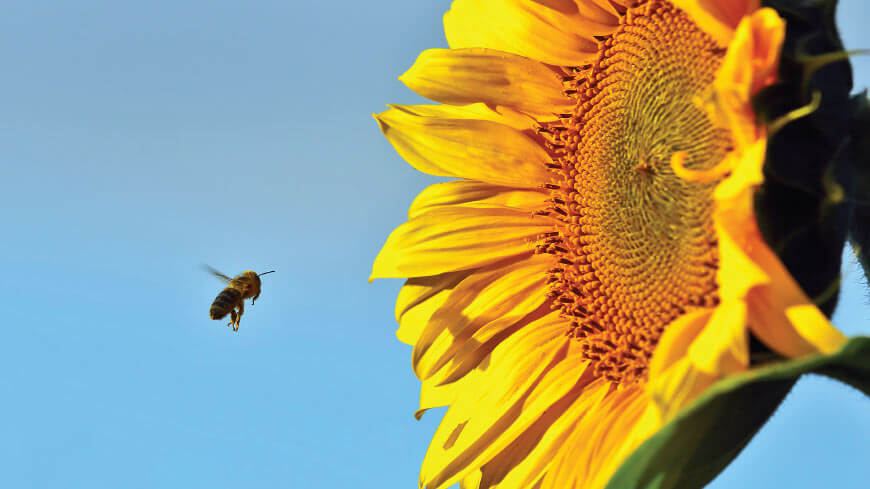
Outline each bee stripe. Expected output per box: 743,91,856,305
210,288,242,320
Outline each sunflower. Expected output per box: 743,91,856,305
371,1,861,489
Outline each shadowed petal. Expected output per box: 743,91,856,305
443,0,616,65
400,48,572,117
371,206,552,279
374,104,552,188
409,180,548,219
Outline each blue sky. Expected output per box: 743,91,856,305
1,1,868,488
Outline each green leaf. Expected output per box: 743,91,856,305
604,336,870,489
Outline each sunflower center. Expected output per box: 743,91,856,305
537,1,730,385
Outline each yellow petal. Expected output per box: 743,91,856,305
541,386,651,489
646,308,727,422
475,378,611,489
655,213,756,380
443,0,613,66
374,104,552,188
709,8,785,151
418,306,551,387
582,0,633,15
382,102,535,131
648,354,718,423
371,206,551,279
395,272,469,345
718,211,845,357
546,0,624,24
713,139,766,202
400,48,572,117
402,266,551,418
744,257,847,357
688,301,750,375
648,308,712,380
460,470,483,489
418,368,483,420
671,0,759,46
715,158,847,358
785,305,847,354
420,317,594,489
398,287,451,348
413,256,552,381
597,401,664,489
409,180,548,219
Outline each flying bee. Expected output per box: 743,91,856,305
206,266,275,331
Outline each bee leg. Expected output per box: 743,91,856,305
234,302,245,332
228,309,237,328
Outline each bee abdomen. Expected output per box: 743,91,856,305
210,287,242,319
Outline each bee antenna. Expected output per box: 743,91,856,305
259,270,276,276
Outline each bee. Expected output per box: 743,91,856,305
206,266,275,331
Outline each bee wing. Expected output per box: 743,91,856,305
203,265,233,283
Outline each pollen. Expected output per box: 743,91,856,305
536,1,730,385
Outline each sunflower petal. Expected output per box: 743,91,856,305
719,226,846,358
381,103,536,130
396,272,468,324
708,8,784,150
648,356,719,424
715,173,847,358
398,288,451,348
418,369,483,420
474,379,612,489
419,316,596,489
687,301,750,376
421,306,550,387
541,387,650,489
646,307,727,422
400,48,573,117
409,180,548,219
460,470,483,489
396,272,469,345
745,257,847,357
371,206,551,279
647,309,711,380
374,104,552,188
443,0,613,66
670,0,759,46
413,256,552,381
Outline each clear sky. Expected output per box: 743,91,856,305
1,1,868,488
